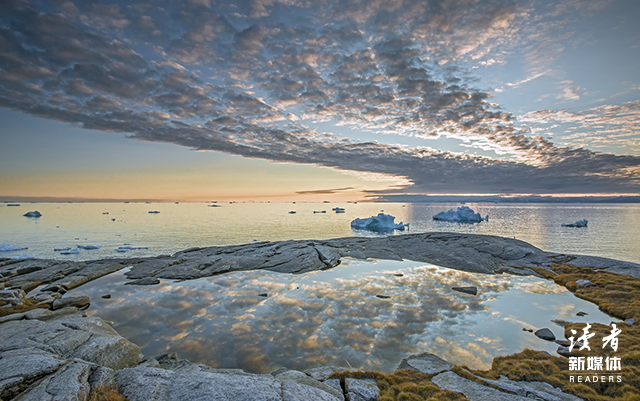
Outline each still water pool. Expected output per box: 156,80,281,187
67,258,614,373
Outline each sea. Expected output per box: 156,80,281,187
3,201,638,373
1,202,639,263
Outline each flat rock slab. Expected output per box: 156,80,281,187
397,352,454,374
115,366,344,401
3,233,640,294
432,371,531,401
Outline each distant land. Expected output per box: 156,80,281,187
2,195,640,204
369,195,640,203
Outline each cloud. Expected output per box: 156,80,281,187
295,187,354,195
0,0,638,195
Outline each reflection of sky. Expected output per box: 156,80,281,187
68,259,614,373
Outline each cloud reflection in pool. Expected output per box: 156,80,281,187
68,258,614,373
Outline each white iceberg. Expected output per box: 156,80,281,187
23,211,42,217
351,213,408,231
11,253,34,260
432,206,488,223
562,219,588,228
77,245,101,249
0,244,28,252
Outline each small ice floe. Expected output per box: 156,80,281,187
351,213,408,231
54,247,71,252
148,211,160,214
77,245,101,250
208,205,220,207
111,218,116,221
103,212,109,215
6,204,20,206
332,207,346,213
11,253,34,260
23,211,42,218
289,211,296,214
60,248,80,255
432,206,488,223
313,211,326,214
0,244,28,252
116,245,148,252
562,219,588,228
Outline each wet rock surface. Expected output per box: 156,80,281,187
2,233,639,294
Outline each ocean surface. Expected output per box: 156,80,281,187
1,202,640,263
6,201,634,374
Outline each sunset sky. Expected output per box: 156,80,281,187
1,0,639,201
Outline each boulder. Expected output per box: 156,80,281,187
0,288,26,306
575,279,595,288
451,286,478,295
534,328,556,342
345,378,379,401
397,351,454,374
276,370,344,401
304,366,356,382
52,296,90,310
125,277,160,286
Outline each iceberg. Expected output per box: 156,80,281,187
432,206,488,223
10,253,34,260
332,207,346,213
148,211,160,214
562,219,588,228
60,248,80,255
351,213,408,231
0,244,28,252
23,211,42,218
77,245,101,249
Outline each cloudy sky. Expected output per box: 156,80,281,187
1,0,639,201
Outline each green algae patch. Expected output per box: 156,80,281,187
467,263,640,401
0,296,49,317
329,369,466,401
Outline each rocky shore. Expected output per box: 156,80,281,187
1,232,639,400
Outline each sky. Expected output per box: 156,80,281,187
0,0,639,201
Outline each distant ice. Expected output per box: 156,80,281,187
351,213,408,231
116,245,148,252
313,211,326,214
562,219,588,228
288,211,296,214
0,244,28,252
77,245,101,249
10,253,34,260
332,207,346,213
432,206,488,223
23,211,42,218
60,248,80,255
148,211,160,214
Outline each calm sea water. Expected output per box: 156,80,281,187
1,202,640,263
